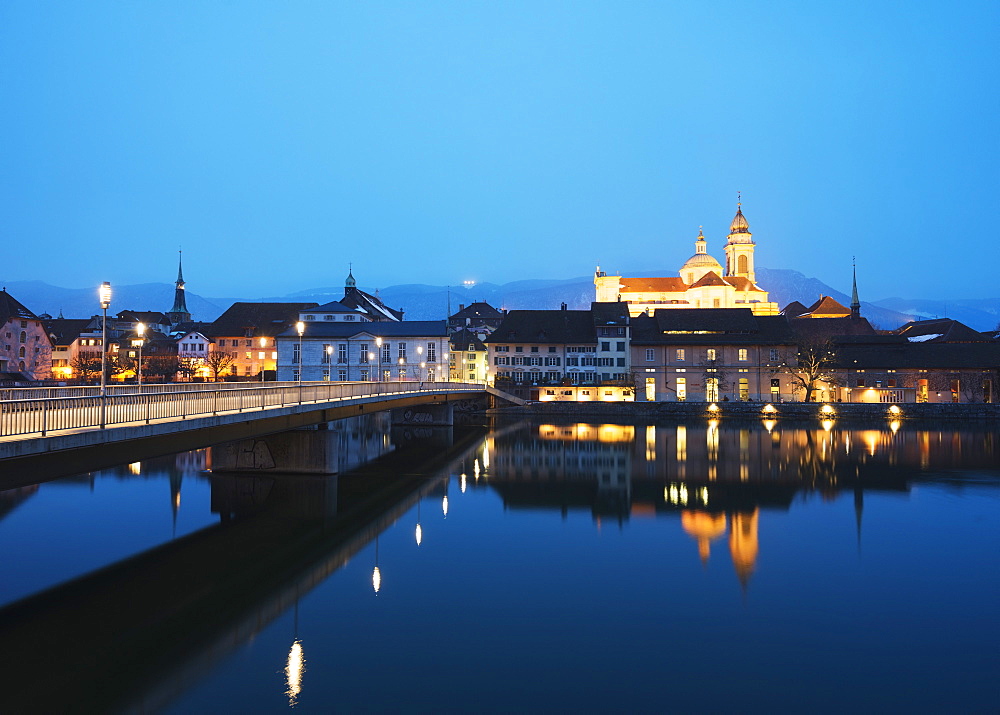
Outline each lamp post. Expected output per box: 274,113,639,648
260,337,267,382
368,351,375,381
136,322,146,387
98,282,112,428
296,321,305,385
375,337,382,382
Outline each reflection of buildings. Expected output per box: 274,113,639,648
486,418,999,591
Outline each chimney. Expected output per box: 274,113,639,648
561,302,567,311
459,304,465,312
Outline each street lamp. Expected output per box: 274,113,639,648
368,351,375,381
136,322,145,387
98,282,112,428
375,337,382,382
296,321,305,385
260,337,268,382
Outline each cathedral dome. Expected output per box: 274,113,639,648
682,252,723,270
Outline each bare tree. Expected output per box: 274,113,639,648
773,340,840,402
70,353,102,384
145,355,180,382
205,350,236,382
701,357,731,401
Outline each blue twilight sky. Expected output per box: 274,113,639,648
1,1,997,300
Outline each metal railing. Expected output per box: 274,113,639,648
0,381,486,439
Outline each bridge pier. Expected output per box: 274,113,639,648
391,403,454,427
209,429,340,475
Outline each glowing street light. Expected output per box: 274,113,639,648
135,322,146,387
296,321,305,385
260,337,268,382
98,282,112,428
375,337,382,382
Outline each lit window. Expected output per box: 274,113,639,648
738,349,748,361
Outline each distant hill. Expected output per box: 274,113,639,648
8,270,998,331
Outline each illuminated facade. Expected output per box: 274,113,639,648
631,308,798,402
207,302,318,380
0,289,52,380
595,202,778,317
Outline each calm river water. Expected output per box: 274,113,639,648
0,416,997,712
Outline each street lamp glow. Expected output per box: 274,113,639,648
296,322,305,385
136,322,146,386
99,282,112,310
98,282,112,414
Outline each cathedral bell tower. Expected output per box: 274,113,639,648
166,251,192,326
724,196,756,284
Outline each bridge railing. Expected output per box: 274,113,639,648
0,381,486,438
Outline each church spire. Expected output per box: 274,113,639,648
167,250,192,325
850,257,861,318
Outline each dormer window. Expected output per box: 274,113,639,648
305,315,315,321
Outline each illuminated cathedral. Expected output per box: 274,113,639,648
595,200,778,316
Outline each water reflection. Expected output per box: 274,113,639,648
480,420,998,588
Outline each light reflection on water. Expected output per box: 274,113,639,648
0,418,997,712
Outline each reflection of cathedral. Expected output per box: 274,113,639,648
680,509,759,589
595,201,778,316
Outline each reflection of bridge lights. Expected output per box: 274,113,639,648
763,419,776,433
128,462,141,475
285,639,305,707
372,566,381,594
460,473,467,493
888,405,901,416
442,495,448,517
889,420,900,434
821,404,835,415
701,487,709,506
474,459,480,478
822,419,835,432
482,443,490,470
415,523,422,546
708,403,719,413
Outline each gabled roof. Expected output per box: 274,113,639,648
590,301,629,326
895,318,989,343
654,308,759,333
44,318,92,345
276,320,447,339
450,328,487,352
484,310,596,344
0,290,39,325
311,300,357,314
782,301,809,318
207,302,319,338
689,271,728,288
450,302,503,320
342,287,404,322
722,276,761,292
618,277,688,293
170,321,212,337
835,341,1000,369
799,295,851,318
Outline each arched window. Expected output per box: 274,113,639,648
19,331,26,343
18,347,25,358
18,361,25,372
738,255,748,274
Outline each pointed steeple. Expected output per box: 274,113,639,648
345,264,356,289
695,226,707,254
850,257,861,318
167,250,192,325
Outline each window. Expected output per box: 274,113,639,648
467,353,476,361
645,349,654,361
245,352,252,360
322,368,330,381
676,349,685,361
495,345,509,353
292,344,301,364
360,344,369,363
271,351,277,360
292,369,300,381
739,378,749,401
676,378,686,401
548,346,556,353
738,349,748,361
305,315,315,321
338,344,347,363
706,349,717,361
515,346,523,353
19,331,26,343
324,315,334,321
616,341,625,351
398,342,407,360
769,349,779,361
706,378,719,402
530,346,539,353
601,342,610,351
713,299,720,308
322,345,331,363
338,369,347,381
245,340,252,347
857,378,865,387
427,343,436,362
398,368,406,379
382,344,391,363
361,369,369,381
218,339,226,347
344,315,355,321
616,358,625,367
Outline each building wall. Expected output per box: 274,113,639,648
1,318,52,379
277,335,450,382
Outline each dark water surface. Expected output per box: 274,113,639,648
0,417,997,712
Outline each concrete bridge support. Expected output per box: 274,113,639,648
210,428,340,475
391,403,454,427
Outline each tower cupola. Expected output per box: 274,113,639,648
724,194,756,283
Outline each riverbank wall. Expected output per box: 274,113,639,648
488,401,1000,423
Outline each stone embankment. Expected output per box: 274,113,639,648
489,401,1000,423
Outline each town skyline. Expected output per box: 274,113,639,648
3,2,997,299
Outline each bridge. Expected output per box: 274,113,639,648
0,381,521,485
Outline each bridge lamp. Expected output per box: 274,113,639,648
296,322,305,384
260,337,268,382
136,322,146,387
98,281,112,398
